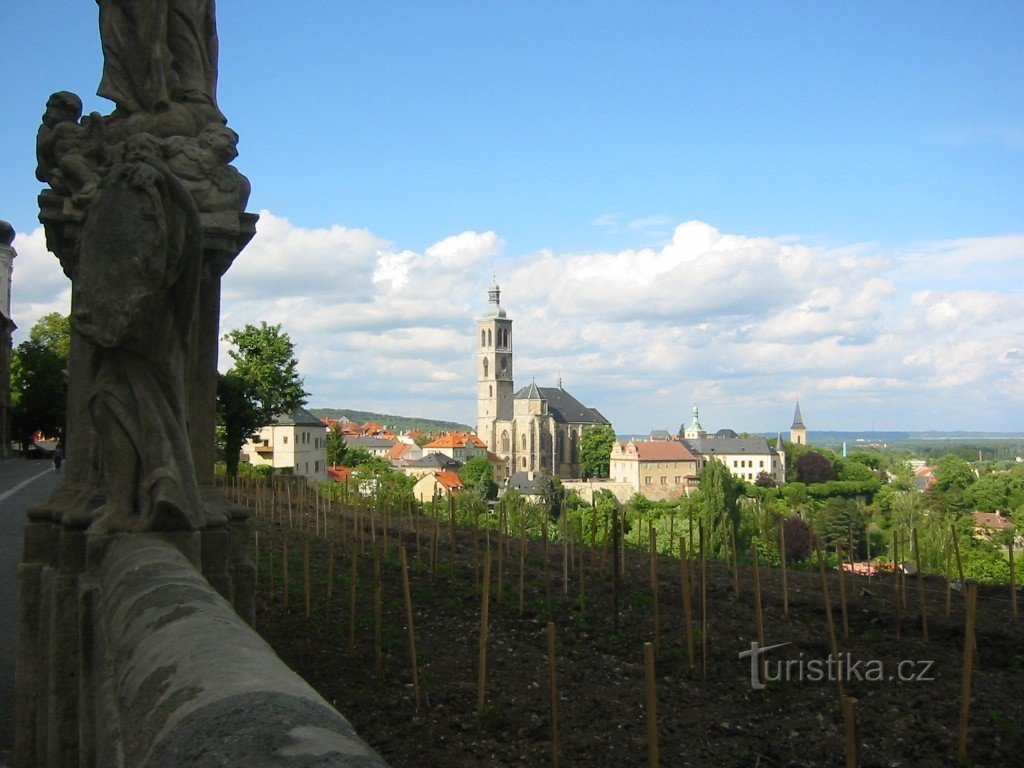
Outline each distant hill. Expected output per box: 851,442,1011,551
309,409,473,436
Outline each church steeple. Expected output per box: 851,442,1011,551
476,281,514,448
683,402,706,440
790,401,807,445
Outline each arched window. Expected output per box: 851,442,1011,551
482,357,488,376
501,430,510,452
481,329,486,347
522,458,527,468
521,434,527,450
487,329,492,346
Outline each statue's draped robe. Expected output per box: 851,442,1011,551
98,0,220,115
72,158,202,529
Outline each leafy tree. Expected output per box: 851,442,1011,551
933,454,975,495
692,458,743,556
579,423,616,478
782,515,812,563
754,470,777,488
217,322,308,477
10,313,71,450
326,426,347,465
796,450,838,484
459,455,498,500
536,474,565,520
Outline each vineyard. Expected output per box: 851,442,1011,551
227,477,1023,767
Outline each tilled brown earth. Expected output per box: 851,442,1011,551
254,516,1023,767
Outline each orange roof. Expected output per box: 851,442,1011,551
972,512,1013,530
326,465,352,482
633,441,698,462
389,443,411,460
435,470,464,491
425,432,487,449
408,429,424,439
486,451,504,464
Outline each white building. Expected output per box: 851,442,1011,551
241,406,327,479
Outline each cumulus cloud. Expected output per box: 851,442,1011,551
7,214,1023,431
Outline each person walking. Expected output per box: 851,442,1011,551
52,448,63,473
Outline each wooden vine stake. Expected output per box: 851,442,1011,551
612,508,621,635
679,538,695,668
449,494,457,589
650,524,660,652
518,513,526,616
892,530,901,641
325,541,335,622
254,531,260,597
779,518,789,618
497,503,505,602
282,538,290,610
729,517,740,598
373,545,383,682
751,543,766,685
477,550,492,714
816,539,845,701
1007,536,1015,626
945,542,953,618
951,524,966,595
644,641,659,768
399,547,421,711
957,582,978,763
303,540,311,620
842,695,860,768
547,621,559,768
542,516,551,619
836,546,849,638
699,524,708,680
430,516,439,583
913,528,928,641
347,550,357,656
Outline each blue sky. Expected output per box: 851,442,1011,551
2,2,1023,434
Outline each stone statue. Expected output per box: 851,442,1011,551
35,91,107,205
97,0,224,131
72,133,204,532
162,123,251,211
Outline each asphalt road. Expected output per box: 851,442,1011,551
0,459,59,758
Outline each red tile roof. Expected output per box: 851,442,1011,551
425,432,487,449
435,471,464,491
326,466,352,482
972,511,1013,531
633,441,699,462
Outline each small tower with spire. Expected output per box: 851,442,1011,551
790,401,807,445
682,402,706,440
476,279,514,446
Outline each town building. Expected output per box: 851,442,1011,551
413,470,464,504
343,435,397,458
475,282,610,479
241,406,327,479
422,432,489,463
610,439,703,500
682,433,785,485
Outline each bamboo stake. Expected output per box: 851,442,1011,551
430,516,439,583
518,513,526,616
913,528,928,641
899,531,907,610
816,539,844,701
373,545,383,682
399,547,420,711
477,550,492,713
752,543,766,685
547,621,559,768
303,540,311,620
779,518,789,618
497,503,505,603
842,695,860,768
729,517,740,598
945,542,953,618
449,494,457,589
542,515,551,620
577,516,585,617
952,524,966,595
957,583,978,762
644,642,659,768
348,550,357,656
680,538,695,668
650,524,659,652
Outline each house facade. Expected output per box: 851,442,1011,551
682,434,785,485
476,282,610,479
610,439,704,500
241,406,327,479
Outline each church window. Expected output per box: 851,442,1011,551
501,430,510,452
489,385,493,397
482,357,488,376
521,434,527,450
481,330,486,347
487,329,492,346
522,458,527,468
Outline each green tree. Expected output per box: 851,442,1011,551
10,313,71,450
579,423,616,478
796,450,838,484
692,458,743,557
459,455,498,500
217,322,308,477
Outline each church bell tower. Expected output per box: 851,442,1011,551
476,281,514,447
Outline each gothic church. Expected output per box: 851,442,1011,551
475,283,610,479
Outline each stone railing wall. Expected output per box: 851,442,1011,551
15,519,389,767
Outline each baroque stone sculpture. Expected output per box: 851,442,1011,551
35,0,255,533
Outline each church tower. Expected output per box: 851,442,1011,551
790,401,807,445
476,281,514,447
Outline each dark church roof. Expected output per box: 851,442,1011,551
514,384,610,426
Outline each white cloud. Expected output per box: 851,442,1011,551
8,214,1024,432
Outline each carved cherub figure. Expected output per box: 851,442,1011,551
162,123,250,211
36,91,108,205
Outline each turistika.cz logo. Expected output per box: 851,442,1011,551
738,642,936,691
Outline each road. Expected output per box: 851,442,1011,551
0,459,59,760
